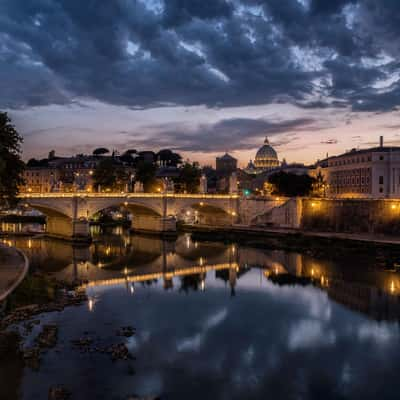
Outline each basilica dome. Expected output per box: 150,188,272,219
254,137,279,170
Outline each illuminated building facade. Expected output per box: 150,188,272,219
322,137,400,198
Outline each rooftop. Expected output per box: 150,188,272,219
329,146,400,160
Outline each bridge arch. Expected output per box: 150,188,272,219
175,201,234,225
23,201,72,220
87,200,162,219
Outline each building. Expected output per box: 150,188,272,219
22,153,103,193
23,167,60,193
216,153,237,175
254,137,280,172
244,137,280,175
320,137,400,198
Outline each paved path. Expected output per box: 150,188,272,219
0,244,28,301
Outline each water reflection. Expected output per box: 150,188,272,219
3,228,400,322
3,228,400,399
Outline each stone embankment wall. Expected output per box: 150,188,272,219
239,198,285,225
255,198,400,234
301,199,400,234
250,198,303,228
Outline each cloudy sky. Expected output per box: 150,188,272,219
2,0,400,166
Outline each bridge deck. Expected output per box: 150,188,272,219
19,193,239,199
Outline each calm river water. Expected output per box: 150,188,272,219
2,227,400,400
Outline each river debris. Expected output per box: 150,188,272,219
1,290,87,330
23,319,40,334
70,336,134,361
116,325,136,337
48,385,71,400
107,343,133,361
36,324,58,348
22,324,59,370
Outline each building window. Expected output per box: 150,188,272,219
379,176,384,184
380,156,384,161
379,188,383,193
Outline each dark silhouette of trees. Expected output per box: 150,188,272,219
175,163,201,193
0,112,24,207
135,161,157,192
268,171,315,197
92,159,128,191
93,147,110,156
157,149,182,167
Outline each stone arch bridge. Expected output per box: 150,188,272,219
18,193,240,241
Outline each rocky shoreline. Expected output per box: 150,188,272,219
0,280,148,399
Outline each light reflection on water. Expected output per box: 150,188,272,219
2,227,400,400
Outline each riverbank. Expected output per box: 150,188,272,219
0,244,29,302
184,223,400,246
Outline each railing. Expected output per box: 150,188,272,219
19,192,239,199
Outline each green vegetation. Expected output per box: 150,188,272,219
0,112,24,208
92,158,129,192
268,171,315,197
92,147,110,156
175,163,201,193
135,161,158,192
157,149,182,167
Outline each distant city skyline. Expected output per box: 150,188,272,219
3,1,400,166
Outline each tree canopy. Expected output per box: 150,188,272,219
175,163,201,193
93,147,110,156
0,112,24,207
92,159,129,191
135,160,157,192
268,172,315,197
157,149,182,167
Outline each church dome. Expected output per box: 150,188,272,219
254,137,279,170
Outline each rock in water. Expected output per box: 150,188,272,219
36,324,58,349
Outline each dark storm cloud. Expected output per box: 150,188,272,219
310,0,357,15
163,0,233,27
125,117,318,152
1,0,400,112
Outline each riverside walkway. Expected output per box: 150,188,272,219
0,243,28,301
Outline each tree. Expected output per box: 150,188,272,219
92,159,128,191
157,149,182,167
135,160,157,192
119,149,137,165
175,163,201,193
268,172,315,197
93,147,110,156
0,112,24,207
312,170,327,197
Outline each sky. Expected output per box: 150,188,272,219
2,0,400,167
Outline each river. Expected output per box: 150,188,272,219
1,226,400,400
